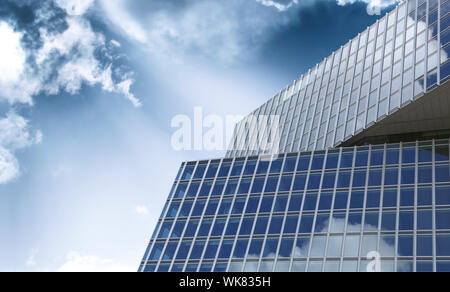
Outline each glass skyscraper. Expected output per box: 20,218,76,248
140,0,450,272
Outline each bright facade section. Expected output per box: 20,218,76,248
140,140,450,272
227,0,450,158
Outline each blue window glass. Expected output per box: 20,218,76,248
293,174,307,191
190,241,206,259
224,180,238,195
218,199,232,215
239,217,255,235
231,198,246,214
230,161,244,176
233,240,249,258
330,213,346,233
192,200,207,216
417,210,432,230
402,148,416,164
167,202,181,218
256,161,269,175
350,191,365,209
318,193,333,210
218,240,234,259
265,176,280,193
268,216,284,234
279,238,294,258
251,178,265,193
174,183,188,198
436,165,450,182
263,239,279,258
299,215,314,233
288,194,303,211
214,263,227,272
193,164,207,179
245,197,260,214
283,157,297,172
341,152,354,168
297,156,311,171
237,179,251,194
384,168,399,185
311,155,325,170
181,165,195,180
198,219,213,237
243,160,257,175
295,238,310,257
274,195,288,212
398,235,413,257
158,221,173,239
401,167,415,185
355,151,369,167
381,211,396,231
187,182,200,198
157,265,170,272
399,211,414,231
418,166,432,184
248,239,264,258
436,209,450,230
437,235,450,256
417,235,433,257
204,240,220,259
269,158,284,174
162,242,178,260
436,186,450,205
199,264,213,272
441,59,450,82
149,242,164,261
386,149,400,165
171,220,186,238
185,264,198,272
368,169,382,186
419,147,433,162
437,261,450,272
254,217,269,234
218,163,231,177
176,241,192,260
205,199,219,216
198,181,213,197
315,214,330,233
322,172,336,189
337,171,351,188
211,219,226,236
205,163,219,178
211,180,225,196
418,187,432,206
383,189,397,208
353,170,367,187
400,188,414,207
260,196,274,213
308,173,322,190
303,193,318,211
283,216,299,234
371,150,384,166
225,218,240,236
184,220,199,237
366,190,381,208
436,146,449,162
417,261,433,272
364,211,379,230
279,175,293,192
326,153,339,169
334,192,349,209
347,213,362,232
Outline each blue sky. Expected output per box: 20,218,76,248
0,0,398,271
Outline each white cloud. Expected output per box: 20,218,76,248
336,0,402,15
0,112,42,184
134,205,150,217
256,0,299,12
26,249,39,267
55,0,94,16
57,251,135,272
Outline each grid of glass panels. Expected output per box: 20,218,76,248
140,139,450,272
227,0,450,158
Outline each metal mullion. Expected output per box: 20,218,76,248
395,142,408,272
329,46,347,146
342,147,357,270
295,69,317,152
321,149,336,272
432,139,438,272
291,76,309,153
282,92,301,153
342,39,360,142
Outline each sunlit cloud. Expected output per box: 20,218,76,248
57,251,135,272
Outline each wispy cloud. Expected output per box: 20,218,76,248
134,205,150,217
336,0,402,15
256,0,299,12
57,251,135,272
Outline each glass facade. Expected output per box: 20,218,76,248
227,0,450,158
140,140,450,272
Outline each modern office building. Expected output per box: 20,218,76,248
139,0,450,272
